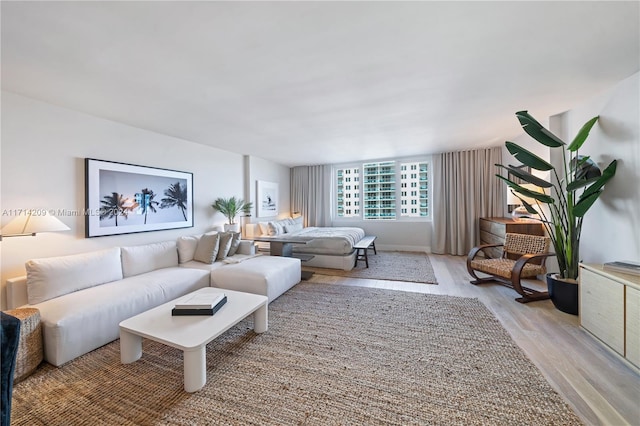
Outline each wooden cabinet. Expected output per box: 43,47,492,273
579,263,640,369
479,217,544,258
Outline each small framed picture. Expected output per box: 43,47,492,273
256,180,278,218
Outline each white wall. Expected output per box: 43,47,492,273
552,73,640,264
0,92,286,309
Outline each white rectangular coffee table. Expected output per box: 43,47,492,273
119,287,268,392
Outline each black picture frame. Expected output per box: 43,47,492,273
85,158,193,237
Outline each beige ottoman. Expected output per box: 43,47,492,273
5,308,43,383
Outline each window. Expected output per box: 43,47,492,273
335,167,360,218
335,159,429,220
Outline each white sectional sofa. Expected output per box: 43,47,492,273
6,235,301,367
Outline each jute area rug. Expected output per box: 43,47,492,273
12,282,581,425
303,251,438,284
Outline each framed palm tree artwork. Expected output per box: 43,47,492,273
85,158,193,237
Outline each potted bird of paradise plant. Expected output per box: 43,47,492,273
496,111,617,314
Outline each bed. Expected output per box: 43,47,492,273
245,219,365,271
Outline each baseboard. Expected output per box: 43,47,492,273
377,244,430,253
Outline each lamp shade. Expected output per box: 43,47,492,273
1,211,70,237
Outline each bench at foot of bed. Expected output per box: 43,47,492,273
353,236,377,268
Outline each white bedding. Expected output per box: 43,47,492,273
269,226,365,256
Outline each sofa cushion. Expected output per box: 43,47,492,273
210,256,301,303
193,233,220,264
26,248,123,305
121,241,179,278
177,235,201,264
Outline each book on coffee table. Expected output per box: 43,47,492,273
172,293,227,316
174,292,226,309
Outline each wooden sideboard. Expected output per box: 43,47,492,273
579,263,640,369
479,217,545,258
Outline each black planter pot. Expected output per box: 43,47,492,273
546,273,579,315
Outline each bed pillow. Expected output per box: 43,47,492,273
193,233,220,264
284,223,303,233
258,222,270,236
267,221,284,236
292,216,304,226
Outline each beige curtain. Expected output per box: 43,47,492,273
431,147,504,255
290,165,331,227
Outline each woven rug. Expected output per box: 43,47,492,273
303,251,437,284
11,282,581,425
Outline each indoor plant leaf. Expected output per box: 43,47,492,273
495,164,553,188
566,176,601,192
505,142,554,171
496,175,554,203
579,160,617,199
568,116,599,152
573,190,603,217
516,111,565,147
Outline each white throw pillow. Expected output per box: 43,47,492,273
193,233,220,264
292,216,304,226
258,222,270,236
177,235,201,264
26,247,123,305
284,223,303,233
268,221,285,236
121,241,179,278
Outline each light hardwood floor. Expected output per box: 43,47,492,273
306,254,640,426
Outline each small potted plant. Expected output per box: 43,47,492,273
211,196,253,233
496,111,617,314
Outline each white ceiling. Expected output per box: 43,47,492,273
2,1,639,167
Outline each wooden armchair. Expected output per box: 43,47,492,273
467,233,555,303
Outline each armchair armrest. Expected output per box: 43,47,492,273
467,243,504,262
512,252,557,278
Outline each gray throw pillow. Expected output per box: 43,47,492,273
193,233,220,264
227,232,242,256
216,232,234,260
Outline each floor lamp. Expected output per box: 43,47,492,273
0,211,70,241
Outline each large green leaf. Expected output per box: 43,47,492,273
495,164,553,187
573,190,603,217
516,111,565,147
568,116,599,152
566,176,601,192
496,175,554,203
580,160,617,199
505,141,554,171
